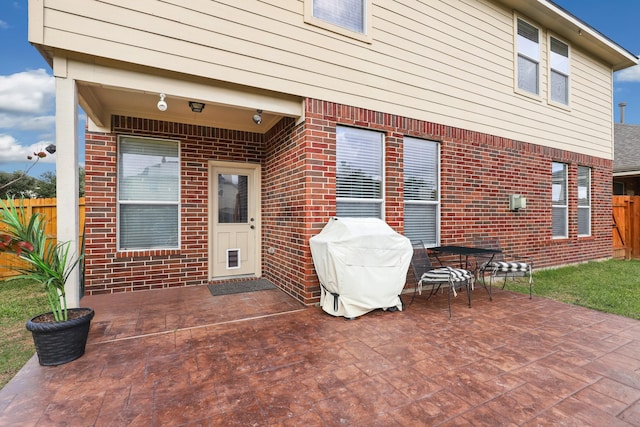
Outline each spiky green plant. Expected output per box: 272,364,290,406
0,198,81,321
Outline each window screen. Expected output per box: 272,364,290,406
404,137,439,246
313,0,365,33
577,166,591,236
550,37,569,105
336,126,383,218
517,19,540,95
552,162,567,238
118,136,180,250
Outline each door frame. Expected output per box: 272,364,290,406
208,160,262,280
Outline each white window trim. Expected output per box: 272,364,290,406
547,34,571,110
403,137,441,247
552,162,568,239
116,135,181,252
578,166,591,237
335,126,385,219
304,0,372,43
514,15,542,101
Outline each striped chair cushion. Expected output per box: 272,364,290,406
488,261,529,272
421,267,472,283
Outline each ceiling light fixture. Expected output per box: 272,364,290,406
188,101,205,113
252,109,263,125
157,93,168,111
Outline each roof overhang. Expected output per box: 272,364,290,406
42,52,304,134
495,0,638,71
614,171,640,177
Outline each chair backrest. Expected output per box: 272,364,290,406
410,241,435,282
472,236,504,262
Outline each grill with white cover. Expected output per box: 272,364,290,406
309,217,413,318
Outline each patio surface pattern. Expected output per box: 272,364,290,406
1,285,640,426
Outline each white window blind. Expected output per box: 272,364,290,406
404,137,439,246
118,136,180,250
517,19,540,95
550,37,569,105
336,126,383,218
552,162,567,238
577,166,591,236
313,0,365,33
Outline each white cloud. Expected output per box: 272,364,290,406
616,64,640,82
0,113,55,131
0,69,55,115
0,134,56,164
0,19,8,29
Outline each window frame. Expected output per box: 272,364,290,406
548,34,571,108
403,136,440,247
335,125,385,219
577,166,591,237
117,135,181,251
552,161,568,239
514,16,542,99
304,0,372,43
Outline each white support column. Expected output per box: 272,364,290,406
55,71,80,308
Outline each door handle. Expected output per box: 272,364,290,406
250,225,255,229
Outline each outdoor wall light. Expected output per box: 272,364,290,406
157,93,168,111
509,194,527,211
252,109,262,125
45,144,56,154
188,101,205,113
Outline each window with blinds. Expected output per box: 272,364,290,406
550,37,570,105
312,0,365,33
552,162,568,238
336,126,383,218
118,136,180,250
403,137,439,246
517,18,540,95
577,166,591,236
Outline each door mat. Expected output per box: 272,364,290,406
207,279,277,296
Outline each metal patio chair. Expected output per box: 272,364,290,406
473,237,533,299
410,241,473,318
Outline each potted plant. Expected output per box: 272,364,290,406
0,198,93,366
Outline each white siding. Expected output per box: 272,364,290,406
37,0,617,158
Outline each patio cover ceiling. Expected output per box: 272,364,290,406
61,57,304,134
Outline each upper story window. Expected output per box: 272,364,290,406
516,18,540,96
550,37,570,106
305,0,371,42
314,0,364,32
336,126,384,218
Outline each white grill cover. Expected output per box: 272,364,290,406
309,217,413,318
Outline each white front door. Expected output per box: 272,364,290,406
209,161,261,278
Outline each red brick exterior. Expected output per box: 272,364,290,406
84,100,612,304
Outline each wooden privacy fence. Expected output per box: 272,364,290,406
612,195,640,260
0,198,85,280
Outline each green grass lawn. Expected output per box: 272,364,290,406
0,279,49,389
504,259,640,320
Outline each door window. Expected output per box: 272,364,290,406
217,174,248,224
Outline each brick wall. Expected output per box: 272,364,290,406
84,104,612,303
302,99,612,284
84,116,263,294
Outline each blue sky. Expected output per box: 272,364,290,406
1,1,640,175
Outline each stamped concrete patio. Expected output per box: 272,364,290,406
1,284,640,426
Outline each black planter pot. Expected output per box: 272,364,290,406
26,308,95,366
